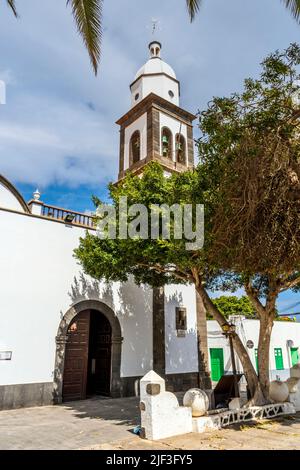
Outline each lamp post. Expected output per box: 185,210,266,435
222,323,240,398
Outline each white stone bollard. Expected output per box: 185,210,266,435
183,388,209,417
290,364,300,379
269,380,289,403
286,377,299,393
287,368,300,412
140,370,192,440
228,397,243,410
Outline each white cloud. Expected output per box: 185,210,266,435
0,123,63,147
0,0,299,192
0,69,16,85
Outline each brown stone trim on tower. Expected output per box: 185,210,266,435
187,125,195,168
196,291,212,389
152,287,166,376
116,93,196,127
147,108,160,158
119,128,125,174
147,109,153,158
117,155,190,182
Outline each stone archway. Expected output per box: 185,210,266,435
53,300,123,404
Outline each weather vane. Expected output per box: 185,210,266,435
147,18,162,36
152,18,158,35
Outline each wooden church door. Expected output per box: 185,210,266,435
87,312,112,397
62,310,113,402
62,310,90,402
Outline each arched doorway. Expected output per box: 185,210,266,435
129,130,141,165
53,300,123,404
62,310,112,402
161,127,173,160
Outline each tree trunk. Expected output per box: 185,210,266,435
196,284,270,405
256,312,274,400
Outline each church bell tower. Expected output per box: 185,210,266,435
115,42,211,389
116,42,196,181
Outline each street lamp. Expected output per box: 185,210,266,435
221,323,240,398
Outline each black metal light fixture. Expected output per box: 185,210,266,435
64,213,75,223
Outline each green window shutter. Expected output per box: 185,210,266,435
290,347,299,367
210,348,224,381
274,348,284,370
255,348,258,372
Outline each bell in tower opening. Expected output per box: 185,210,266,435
116,42,196,182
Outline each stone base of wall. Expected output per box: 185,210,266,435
121,372,212,398
166,372,212,393
119,376,141,397
0,372,211,410
0,382,53,410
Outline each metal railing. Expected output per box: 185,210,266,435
41,203,95,228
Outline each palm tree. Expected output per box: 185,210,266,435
6,0,102,75
5,0,300,74
186,0,300,23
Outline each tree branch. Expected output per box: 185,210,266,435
279,274,300,292
135,262,192,284
244,281,265,318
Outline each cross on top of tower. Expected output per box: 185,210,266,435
151,18,159,35
147,17,162,38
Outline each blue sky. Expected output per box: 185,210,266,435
1,0,300,313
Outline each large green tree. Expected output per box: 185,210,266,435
210,296,286,320
5,1,300,74
75,44,300,405
210,296,256,319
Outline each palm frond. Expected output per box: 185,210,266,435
6,0,18,17
186,0,202,22
282,0,300,23
67,0,102,75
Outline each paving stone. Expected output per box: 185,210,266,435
0,397,300,450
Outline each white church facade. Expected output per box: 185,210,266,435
0,42,211,410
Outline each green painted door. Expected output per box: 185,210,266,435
274,348,284,370
291,347,299,366
210,348,224,381
255,348,258,372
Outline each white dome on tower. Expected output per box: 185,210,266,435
130,42,180,108
134,41,176,81
134,59,176,81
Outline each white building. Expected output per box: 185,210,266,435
0,42,211,410
207,316,300,384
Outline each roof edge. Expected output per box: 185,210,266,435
116,92,197,126
0,174,30,213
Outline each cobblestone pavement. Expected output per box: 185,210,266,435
0,397,140,450
1,396,300,450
